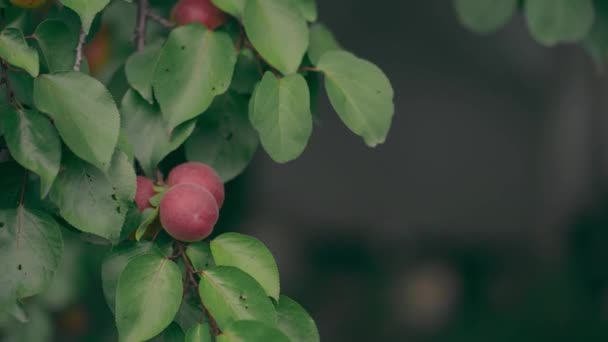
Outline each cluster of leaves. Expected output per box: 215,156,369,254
454,0,608,65
0,0,394,340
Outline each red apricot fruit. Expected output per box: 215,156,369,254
170,0,228,30
83,25,111,76
135,176,156,211
167,162,225,207
159,183,219,242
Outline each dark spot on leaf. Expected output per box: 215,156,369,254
116,206,121,214
0,222,4,228
17,264,21,270
181,45,186,50
245,305,249,310
165,68,170,72
211,86,216,92
376,90,381,94
239,294,247,301
111,194,118,201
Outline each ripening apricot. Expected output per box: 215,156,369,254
83,25,111,76
171,0,228,30
159,183,219,242
9,0,49,9
167,162,225,207
135,176,156,211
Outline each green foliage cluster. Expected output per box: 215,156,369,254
454,0,608,65
0,0,394,340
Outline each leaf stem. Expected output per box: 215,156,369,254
135,0,149,52
73,30,86,71
300,66,320,73
147,11,175,29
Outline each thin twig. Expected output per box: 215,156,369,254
73,30,86,71
135,0,149,51
147,11,175,29
300,66,320,72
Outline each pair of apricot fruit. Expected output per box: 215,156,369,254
136,163,225,242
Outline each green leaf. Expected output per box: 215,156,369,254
175,293,206,332
186,242,215,272
211,233,280,300
211,0,247,18
216,321,290,342
453,0,517,34
230,49,260,95
121,89,196,176
185,323,213,342
102,242,161,313
0,108,61,197
134,208,159,241
243,0,309,75
7,72,34,107
116,254,183,342
125,41,162,104
249,72,312,163
158,322,186,342
0,27,39,77
33,20,79,72
0,207,63,299
294,0,317,22
50,151,136,242
61,0,111,33
276,296,319,342
34,71,121,171
185,93,259,182
525,0,595,46
307,23,341,66
317,51,394,147
153,24,237,129
198,266,276,330
2,303,54,342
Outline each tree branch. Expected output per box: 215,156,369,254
73,30,86,71
135,0,149,51
147,11,175,29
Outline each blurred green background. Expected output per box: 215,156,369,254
4,0,608,341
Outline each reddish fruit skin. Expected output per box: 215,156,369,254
135,176,156,211
170,0,228,30
160,183,219,242
9,0,49,9
167,162,225,207
83,25,111,76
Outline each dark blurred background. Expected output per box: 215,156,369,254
5,1,608,341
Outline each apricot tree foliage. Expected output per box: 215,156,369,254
0,0,394,340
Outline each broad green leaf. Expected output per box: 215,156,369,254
101,241,160,313
61,0,111,33
134,208,159,241
243,0,309,75
7,72,34,107
0,27,39,77
0,207,63,299
116,254,183,342
230,49,260,95
185,93,259,182
454,0,517,34
317,51,394,147
0,108,61,197
186,242,215,272
211,233,280,300
294,0,317,22
307,23,341,66
249,72,312,163
175,292,206,332
125,41,162,104
2,303,53,342
185,323,213,342
50,151,136,242
33,20,79,72
198,266,276,330
216,320,290,342
121,90,196,176
34,72,121,171
525,0,595,46
276,296,319,342
153,24,237,129
211,0,246,18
